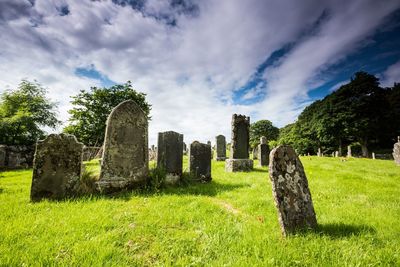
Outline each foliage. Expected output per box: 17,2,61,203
1,156,400,265
278,72,399,156
249,119,279,148
64,81,151,146
0,80,60,145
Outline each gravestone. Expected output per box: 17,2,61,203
207,141,213,159
215,135,226,161
30,134,83,202
97,100,148,192
253,146,258,160
258,136,269,166
225,114,253,172
347,145,352,158
372,152,376,160
183,142,187,155
157,131,183,185
393,136,400,165
317,148,321,157
189,141,211,182
0,145,6,168
335,151,339,157
269,145,317,236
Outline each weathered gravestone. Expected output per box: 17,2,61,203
253,146,258,160
189,141,212,182
347,145,352,158
207,141,213,159
215,135,226,161
269,145,317,236
393,136,400,165
335,151,339,157
258,136,269,166
225,114,253,172
30,134,83,202
157,131,183,185
0,145,6,168
97,100,148,192
317,148,322,157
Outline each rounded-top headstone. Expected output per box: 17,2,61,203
98,100,148,191
269,145,317,236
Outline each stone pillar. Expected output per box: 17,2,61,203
269,145,317,236
317,148,321,157
393,136,400,165
157,131,183,185
257,136,269,166
97,100,148,192
30,134,83,202
189,141,211,182
372,152,376,160
347,145,352,158
335,151,339,157
225,114,253,172
215,135,226,161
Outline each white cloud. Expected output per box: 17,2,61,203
0,0,399,146
381,60,400,87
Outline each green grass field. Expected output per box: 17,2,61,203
0,156,399,266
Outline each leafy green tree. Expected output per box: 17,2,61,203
0,80,60,145
64,82,151,146
249,119,279,148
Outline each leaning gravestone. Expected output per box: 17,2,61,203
258,136,269,166
393,136,400,165
225,114,253,172
30,134,83,202
189,141,211,182
157,131,183,185
215,135,226,161
97,100,148,192
269,145,317,236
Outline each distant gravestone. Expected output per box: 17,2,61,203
215,135,226,161
157,131,183,185
372,152,376,160
225,114,253,172
97,100,148,192
258,136,269,166
393,136,400,165
347,145,352,158
317,148,321,157
30,134,83,202
207,141,213,159
252,146,258,160
189,141,211,182
269,145,317,236
335,151,339,157
0,145,6,168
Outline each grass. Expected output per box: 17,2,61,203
0,156,399,266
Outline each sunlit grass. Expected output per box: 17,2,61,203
0,156,399,266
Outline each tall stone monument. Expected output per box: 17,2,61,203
157,131,183,184
189,141,212,182
30,134,83,202
215,135,226,161
317,148,322,157
347,145,352,158
393,136,400,165
269,145,317,236
97,100,148,192
225,114,253,172
258,136,269,166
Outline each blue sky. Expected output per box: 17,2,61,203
0,0,400,145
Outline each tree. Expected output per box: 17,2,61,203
64,82,151,146
249,120,279,148
0,80,60,145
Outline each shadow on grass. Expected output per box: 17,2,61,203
312,222,376,238
251,168,268,173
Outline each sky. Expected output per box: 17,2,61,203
1,0,400,146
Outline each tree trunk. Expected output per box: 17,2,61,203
360,138,369,158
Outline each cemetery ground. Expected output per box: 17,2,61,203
0,156,399,266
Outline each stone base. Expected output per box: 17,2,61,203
164,174,180,186
216,157,226,161
96,178,146,193
225,159,253,172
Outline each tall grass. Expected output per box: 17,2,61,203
0,156,399,266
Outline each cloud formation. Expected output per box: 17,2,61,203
0,0,399,145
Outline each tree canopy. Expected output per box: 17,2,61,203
278,72,398,156
63,81,151,146
249,119,279,148
0,80,60,145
